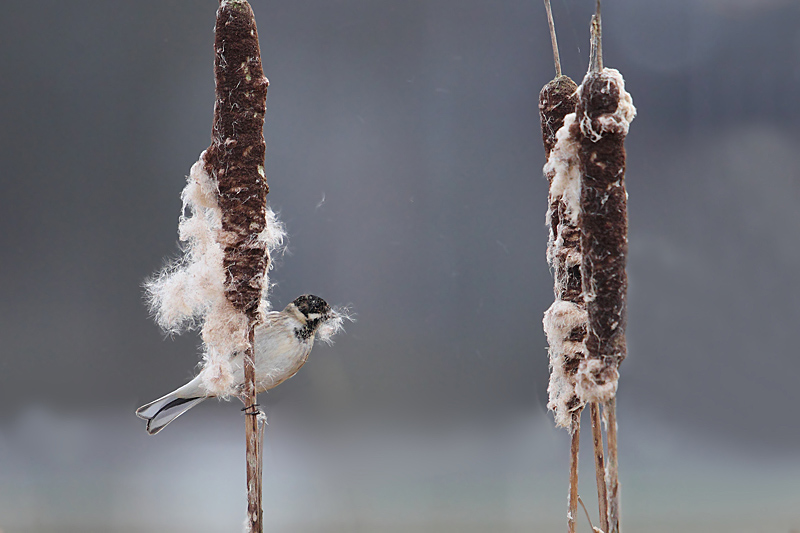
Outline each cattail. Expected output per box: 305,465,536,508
573,27,636,411
540,2,584,437
542,107,586,431
145,1,281,531
145,2,283,399
539,3,583,532
573,8,636,533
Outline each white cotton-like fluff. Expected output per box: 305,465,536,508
256,207,286,317
543,300,587,429
199,350,237,396
578,68,637,142
543,111,586,430
544,113,582,226
317,305,354,345
575,358,619,403
145,152,286,398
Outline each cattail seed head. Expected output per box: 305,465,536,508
145,0,285,398
574,67,636,403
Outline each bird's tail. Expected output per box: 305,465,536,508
135,388,206,435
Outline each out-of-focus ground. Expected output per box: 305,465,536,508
1,405,798,533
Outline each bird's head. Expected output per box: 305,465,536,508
286,294,332,340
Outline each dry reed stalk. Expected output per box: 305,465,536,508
205,2,271,530
589,402,609,533
568,411,581,533
539,3,584,532
604,398,620,533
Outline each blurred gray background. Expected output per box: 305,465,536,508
1,0,799,531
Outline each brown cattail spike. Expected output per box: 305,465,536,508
539,76,579,159
574,67,635,400
204,0,271,320
539,7,583,438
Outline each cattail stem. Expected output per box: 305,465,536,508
605,398,620,533
590,402,609,533
257,406,267,495
567,411,581,533
205,1,271,531
543,0,562,77
589,2,603,73
244,328,263,532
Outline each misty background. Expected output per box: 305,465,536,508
1,0,799,531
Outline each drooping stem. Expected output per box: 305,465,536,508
543,0,562,77
605,398,620,533
567,411,581,533
590,402,609,533
578,495,597,533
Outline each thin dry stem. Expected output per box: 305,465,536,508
589,1,603,73
256,408,267,502
605,398,620,533
568,410,582,533
244,326,263,532
590,402,609,533
577,495,599,533
543,0,562,77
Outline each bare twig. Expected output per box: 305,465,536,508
543,0,562,77
577,495,601,533
590,403,609,533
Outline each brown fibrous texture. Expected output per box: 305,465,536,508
541,75,586,432
539,76,579,159
203,0,270,320
574,69,633,399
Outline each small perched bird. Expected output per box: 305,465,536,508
136,294,333,435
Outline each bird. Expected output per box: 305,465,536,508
136,294,333,435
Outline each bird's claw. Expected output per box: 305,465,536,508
241,403,268,424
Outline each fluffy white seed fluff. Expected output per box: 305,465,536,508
544,300,587,429
575,358,619,404
544,113,582,227
578,68,637,142
317,305,354,345
543,112,586,430
145,152,285,397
